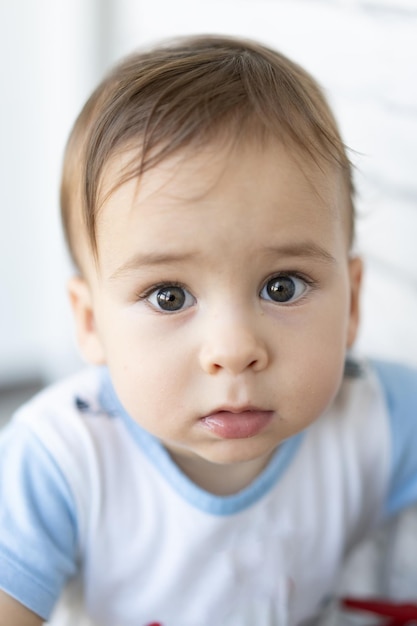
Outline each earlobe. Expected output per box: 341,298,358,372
68,276,106,365
346,256,363,348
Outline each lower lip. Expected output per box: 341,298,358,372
201,411,273,439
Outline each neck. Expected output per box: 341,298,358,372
167,449,275,496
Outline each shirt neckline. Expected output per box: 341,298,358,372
98,366,304,516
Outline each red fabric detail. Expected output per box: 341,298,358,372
343,597,417,624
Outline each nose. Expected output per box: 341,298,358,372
198,311,269,376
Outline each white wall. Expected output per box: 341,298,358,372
0,0,103,384
1,0,416,387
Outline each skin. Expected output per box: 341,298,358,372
1,137,362,624
0,591,43,626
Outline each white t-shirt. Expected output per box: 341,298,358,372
1,359,417,626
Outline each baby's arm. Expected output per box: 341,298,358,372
0,420,78,621
0,590,43,626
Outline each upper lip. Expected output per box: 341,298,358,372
202,405,270,418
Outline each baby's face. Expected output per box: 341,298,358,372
71,138,361,485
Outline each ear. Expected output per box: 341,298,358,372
68,276,106,365
346,256,363,349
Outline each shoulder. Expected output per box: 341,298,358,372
367,359,417,517
8,366,112,455
329,357,417,429
1,366,103,453
13,366,103,424
371,358,417,415
1,367,112,532
369,358,417,460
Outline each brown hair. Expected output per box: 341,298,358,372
60,34,355,269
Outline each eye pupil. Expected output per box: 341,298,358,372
156,286,185,311
267,277,296,302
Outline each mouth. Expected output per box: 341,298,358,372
200,406,274,439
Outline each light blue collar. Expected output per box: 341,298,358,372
99,366,304,516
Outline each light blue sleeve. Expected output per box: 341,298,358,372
0,420,78,619
372,360,417,518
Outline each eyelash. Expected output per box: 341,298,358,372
138,281,183,295
265,271,316,289
137,281,187,300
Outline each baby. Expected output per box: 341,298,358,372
1,34,417,626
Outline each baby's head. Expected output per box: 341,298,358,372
61,34,355,270
61,35,362,486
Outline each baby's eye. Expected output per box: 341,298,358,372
260,274,309,304
146,284,196,312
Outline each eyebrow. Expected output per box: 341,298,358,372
265,242,337,265
109,241,337,280
109,251,198,280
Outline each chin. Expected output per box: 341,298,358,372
203,439,277,466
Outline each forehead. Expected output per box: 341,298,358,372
91,138,350,276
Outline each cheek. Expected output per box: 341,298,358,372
280,349,344,435
109,357,188,432
279,296,349,419
304,349,345,407
102,314,193,421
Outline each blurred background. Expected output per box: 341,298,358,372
1,0,417,421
